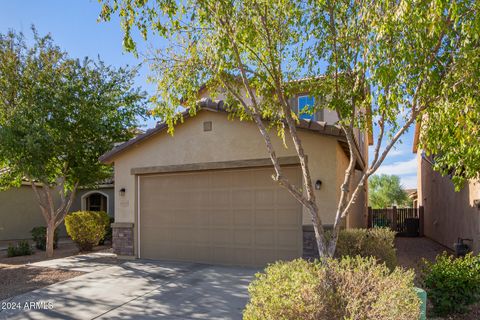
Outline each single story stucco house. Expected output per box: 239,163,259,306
0,181,114,241
100,96,371,267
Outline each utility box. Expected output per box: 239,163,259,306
415,287,427,320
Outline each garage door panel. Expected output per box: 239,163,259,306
233,209,253,226
277,209,301,226
277,229,300,247
229,170,254,189
276,249,299,261
212,247,233,263
195,210,211,226
233,229,252,245
142,226,171,242
171,227,196,243
254,229,275,246
255,209,276,226
194,246,212,263
254,171,276,187
254,189,275,206
141,211,171,226
140,167,302,266
210,171,233,188
255,249,278,265
173,209,196,225
210,209,233,226
210,190,231,207
211,228,233,245
231,190,253,206
232,248,253,265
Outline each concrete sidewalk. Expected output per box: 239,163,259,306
0,260,257,320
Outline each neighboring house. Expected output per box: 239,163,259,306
405,188,418,208
413,123,480,254
0,180,114,241
101,88,372,266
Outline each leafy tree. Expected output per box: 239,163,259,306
368,174,409,208
0,29,146,257
419,50,480,190
99,0,479,257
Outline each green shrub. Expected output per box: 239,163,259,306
7,240,34,257
31,226,58,250
99,217,114,245
243,256,420,320
422,252,480,316
334,227,397,270
65,211,110,251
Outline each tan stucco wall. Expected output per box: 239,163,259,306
418,151,480,253
112,111,366,233
0,186,70,240
0,185,112,241
0,186,47,240
347,170,368,228
335,146,367,229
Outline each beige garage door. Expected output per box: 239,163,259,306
139,166,303,266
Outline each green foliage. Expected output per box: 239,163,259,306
98,0,479,140
422,252,480,316
65,211,110,251
7,241,34,257
99,217,114,245
100,0,480,256
334,228,397,270
243,256,420,320
369,174,410,208
31,227,59,251
0,28,147,191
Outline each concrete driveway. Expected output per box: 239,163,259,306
0,259,258,320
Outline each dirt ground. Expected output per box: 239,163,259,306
0,240,111,301
395,236,452,277
395,237,479,320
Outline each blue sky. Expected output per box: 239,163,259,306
0,1,418,189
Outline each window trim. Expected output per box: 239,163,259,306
81,191,110,214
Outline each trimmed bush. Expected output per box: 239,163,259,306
422,252,480,316
7,240,34,257
31,226,58,250
65,211,110,251
99,217,114,245
243,256,420,320
334,227,397,270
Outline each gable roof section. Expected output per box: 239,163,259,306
100,98,364,168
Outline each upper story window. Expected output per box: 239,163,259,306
298,95,315,120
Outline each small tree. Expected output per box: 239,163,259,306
0,29,146,257
369,174,409,208
99,0,479,257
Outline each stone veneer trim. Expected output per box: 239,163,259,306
112,223,135,257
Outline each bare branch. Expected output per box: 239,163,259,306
55,181,79,228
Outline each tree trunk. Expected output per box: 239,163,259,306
46,221,56,258
29,179,79,258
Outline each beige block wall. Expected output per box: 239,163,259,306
113,111,362,231
0,186,69,240
0,186,46,240
418,151,480,253
0,185,114,241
